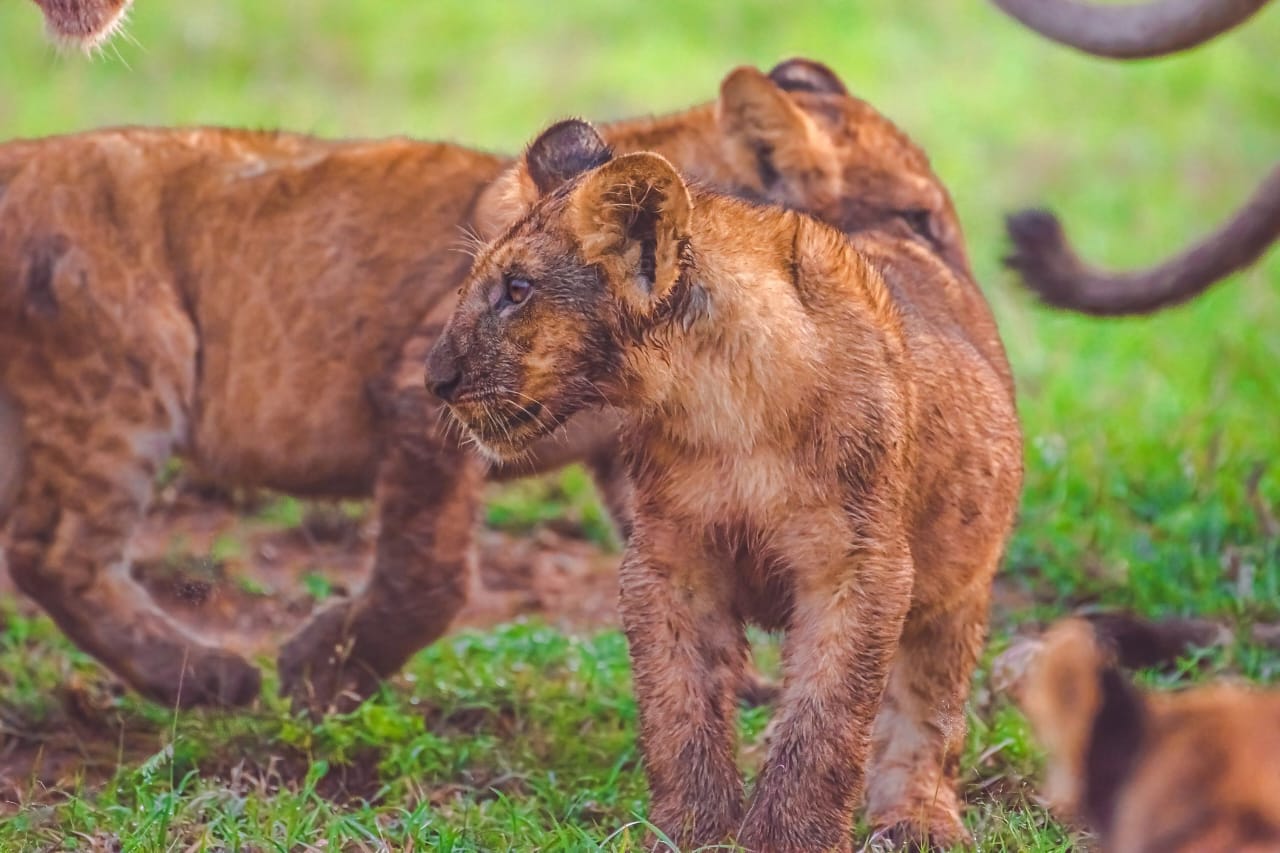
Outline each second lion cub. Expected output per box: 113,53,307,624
427,125,1021,851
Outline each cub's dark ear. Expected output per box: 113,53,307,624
768,58,848,96
1019,617,1148,825
526,119,613,196
1082,666,1148,835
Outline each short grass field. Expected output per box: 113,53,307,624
1,0,1278,849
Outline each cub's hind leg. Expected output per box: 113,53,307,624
864,585,991,849
4,383,260,708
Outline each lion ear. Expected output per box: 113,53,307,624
767,58,848,96
717,66,836,200
1020,619,1148,832
569,152,692,314
472,119,612,240
526,119,613,195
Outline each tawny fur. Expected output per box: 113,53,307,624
0,60,981,715
1021,619,1280,853
430,137,1021,851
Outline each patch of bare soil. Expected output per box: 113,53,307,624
0,678,162,809
0,480,621,808
127,482,620,657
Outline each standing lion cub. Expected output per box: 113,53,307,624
427,122,1022,851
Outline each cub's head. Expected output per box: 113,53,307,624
477,58,967,274
427,124,692,462
1021,619,1280,853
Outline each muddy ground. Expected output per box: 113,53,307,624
0,479,622,809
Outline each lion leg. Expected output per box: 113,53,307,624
864,587,990,849
620,522,747,849
584,449,634,541
278,369,483,715
584,450,778,708
738,532,913,853
5,397,260,708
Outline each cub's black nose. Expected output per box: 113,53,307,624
426,367,463,403
425,339,465,403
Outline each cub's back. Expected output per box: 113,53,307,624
798,220,1022,612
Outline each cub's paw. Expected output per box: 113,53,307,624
133,646,262,709
277,600,383,716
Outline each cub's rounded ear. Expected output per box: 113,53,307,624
569,153,692,313
717,67,838,203
526,119,613,196
472,120,613,240
768,58,848,96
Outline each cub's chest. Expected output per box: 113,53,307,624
638,443,821,528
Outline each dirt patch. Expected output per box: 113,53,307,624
0,481,621,809
0,680,163,809
3,481,624,659
198,743,387,805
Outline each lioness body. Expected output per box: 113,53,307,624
0,128,508,703
3,128,501,494
430,131,1021,849
0,60,984,713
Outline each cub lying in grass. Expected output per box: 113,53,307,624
427,123,1022,850
1022,618,1280,853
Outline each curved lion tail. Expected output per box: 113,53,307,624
1005,162,1280,316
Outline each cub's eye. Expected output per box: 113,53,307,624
501,277,532,309
899,209,938,243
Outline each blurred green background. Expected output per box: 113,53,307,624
0,1,1277,848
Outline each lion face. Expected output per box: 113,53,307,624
427,132,691,463
717,59,970,275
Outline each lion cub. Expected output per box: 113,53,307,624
427,123,1021,851
1022,619,1280,853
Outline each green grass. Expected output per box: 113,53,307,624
1,0,1279,849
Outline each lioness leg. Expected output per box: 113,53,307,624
5,399,260,707
620,523,746,849
864,587,990,849
739,536,913,853
278,343,483,714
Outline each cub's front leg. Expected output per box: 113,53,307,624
740,517,914,853
619,519,747,849
278,331,483,714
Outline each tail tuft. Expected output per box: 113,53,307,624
1003,208,1091,309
